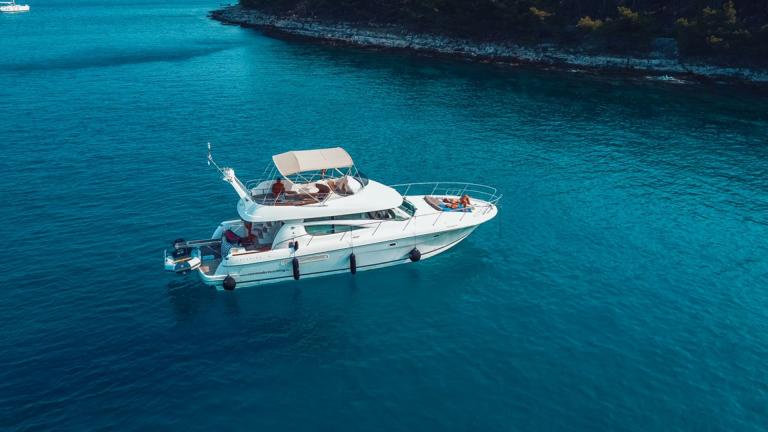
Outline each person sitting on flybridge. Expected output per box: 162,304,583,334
271,177,285,197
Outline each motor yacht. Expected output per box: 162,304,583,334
164,146,501,290
0,1,30,12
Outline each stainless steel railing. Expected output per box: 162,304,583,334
221,181,501,255
390,181,502,205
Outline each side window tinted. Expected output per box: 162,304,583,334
334,213,368,220
306,213,369,222
305,224,363,236
304,217,334,223
367,210,395,220
399,199,416,216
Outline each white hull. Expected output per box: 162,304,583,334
199,225,477,289
0,4,29,12
192,192,497,290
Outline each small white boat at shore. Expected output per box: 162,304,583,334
164,146,501,290
646,74,688,85
0,0,30,12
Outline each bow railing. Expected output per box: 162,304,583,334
390,181,502,205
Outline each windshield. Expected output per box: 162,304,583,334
399,199,416,217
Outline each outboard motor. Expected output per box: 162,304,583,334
164,239,202,274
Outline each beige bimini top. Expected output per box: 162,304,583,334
272,147,353,177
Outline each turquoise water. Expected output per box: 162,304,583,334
2,0,768,430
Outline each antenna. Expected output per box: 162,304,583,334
206,142,250,201
207,142,224,174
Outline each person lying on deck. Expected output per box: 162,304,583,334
460,195,471,207
443,198,460,209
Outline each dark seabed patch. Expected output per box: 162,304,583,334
4,44,239,72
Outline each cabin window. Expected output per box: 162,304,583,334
399,199,416,217
367,209,397,220
333,213,369,221
305,224,363,236
304,216,334,223
303,205,412,225
305,213,368,223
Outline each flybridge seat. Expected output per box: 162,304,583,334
251,176,363,206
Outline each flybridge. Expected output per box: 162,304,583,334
208,144,374,211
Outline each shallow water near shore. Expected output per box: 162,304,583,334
1,0,768,430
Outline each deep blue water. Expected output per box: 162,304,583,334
2,1,768,430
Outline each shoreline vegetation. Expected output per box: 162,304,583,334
210,1,768,83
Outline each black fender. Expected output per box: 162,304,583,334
409,248,421,262
292,257,300,280
349,253,357,275
223,275,236,291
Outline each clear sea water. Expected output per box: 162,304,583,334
2,0,768,430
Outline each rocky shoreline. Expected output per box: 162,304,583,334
211,5,768,84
